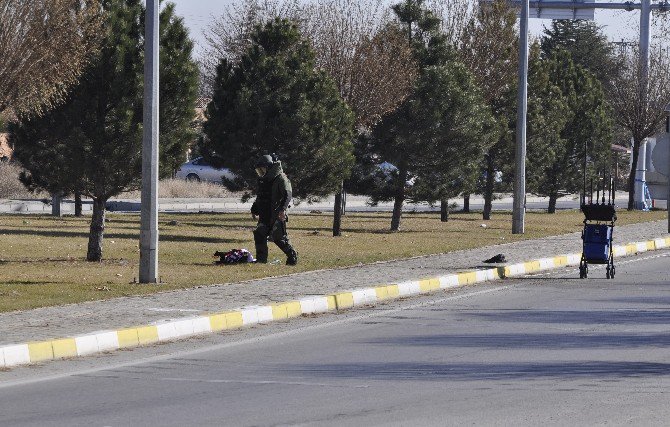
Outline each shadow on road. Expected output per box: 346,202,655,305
461,309,670,325
364,333,670,349
288,361,670,381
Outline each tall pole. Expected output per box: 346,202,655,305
140,0,159,283
634,0,651,210
667,134,670,232
640,0,651,81
513,0,529,234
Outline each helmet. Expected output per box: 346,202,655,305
255,154,274,168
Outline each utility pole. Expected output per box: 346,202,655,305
139,0,159,284
635,0,652,210
513,0,529,234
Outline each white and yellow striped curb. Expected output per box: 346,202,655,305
2,236,669,368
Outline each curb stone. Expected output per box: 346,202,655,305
2,236,669,368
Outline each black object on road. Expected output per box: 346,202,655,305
484,254,507,263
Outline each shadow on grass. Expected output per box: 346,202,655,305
0,280,60,286
0,228,245,244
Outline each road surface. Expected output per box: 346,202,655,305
2,251,670,426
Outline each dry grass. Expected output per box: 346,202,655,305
0,209,665,312
118,178,236,199
0,163,46,199
0,169,236,200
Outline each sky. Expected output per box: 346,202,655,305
167,0,654,58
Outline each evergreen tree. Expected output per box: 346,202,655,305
202,19,355,201
526,46,571,213
540,20,619,90
527,49,613,212
159,3,200,174
366,0,480,231
11,0,199,262
375,63,492,223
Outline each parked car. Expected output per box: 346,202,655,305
175,157,237,184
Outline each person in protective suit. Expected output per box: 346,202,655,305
251,155,298,265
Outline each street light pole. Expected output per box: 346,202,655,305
667,125,670,233
512,0,529,235
139,0,159,284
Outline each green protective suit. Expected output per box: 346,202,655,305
251,161,298,264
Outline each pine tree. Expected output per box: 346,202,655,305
202,19,355,201
368,0,476,231
11,0,199,262
371,62,492,225
527,49,613,212
540,20,619,90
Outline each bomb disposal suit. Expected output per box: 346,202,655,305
251,155,298,265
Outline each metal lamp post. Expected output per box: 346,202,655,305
512,0,529,235
665,103,670,232
139,0,159,284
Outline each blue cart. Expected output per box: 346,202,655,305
579,204,616,279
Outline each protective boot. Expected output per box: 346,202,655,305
271,221,297,265
285,248,298,266
253,223,270,263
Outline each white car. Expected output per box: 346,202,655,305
175,157,237,184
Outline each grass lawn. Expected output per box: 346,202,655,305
0,209,665,312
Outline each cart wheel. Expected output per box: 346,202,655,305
611,265,615,279
580,265,588,279
606,267,611,279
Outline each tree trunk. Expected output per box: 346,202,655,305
440,199,449,222
74,191,83,217
341,189,347,216
463,194,470,213
548,193,558,214
87,197,106,262
627,137,641,211
51,192,62,217
390,166,407,231
333,182,344,237
483,158,495,220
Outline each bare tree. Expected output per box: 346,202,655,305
199,0,302,94
302,0,416,128
461,0,518,220
610,44,670,210
426,0,472,48
0,0,101,116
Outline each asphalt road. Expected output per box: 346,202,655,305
2,251,670,426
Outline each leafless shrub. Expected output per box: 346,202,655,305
118,178,236,199
0,0,102,116
0,162,45,199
